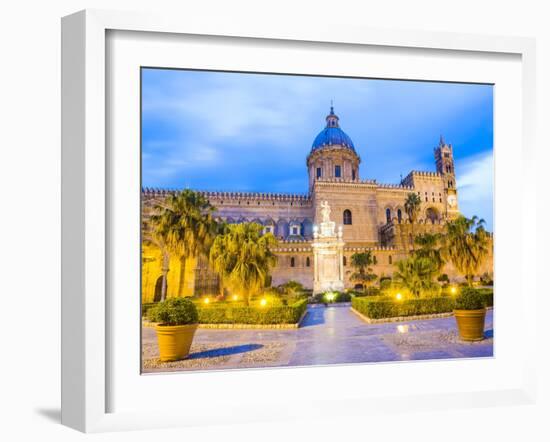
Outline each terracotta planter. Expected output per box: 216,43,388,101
155,323,198,361
453,309,486,341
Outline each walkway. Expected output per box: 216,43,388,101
142,304,493,373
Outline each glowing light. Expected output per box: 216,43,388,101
450,286,457,295
260,298,267,307
325,292,336,302
397,325,409,333
203,297,210,304
232,295,239,301
395,293,403,301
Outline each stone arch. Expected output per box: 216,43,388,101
425,207,440,224
396,207,404,224
343,209,352,225
385,207,392,223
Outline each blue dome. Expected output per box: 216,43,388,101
312,127,355,151
311,106,356,151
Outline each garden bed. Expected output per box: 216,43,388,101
351,289,493,322
144,298,308,328
197,299,308,327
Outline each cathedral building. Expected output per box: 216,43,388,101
141,107,492,302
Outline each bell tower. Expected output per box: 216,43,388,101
434,135,456,189
434,136,459,218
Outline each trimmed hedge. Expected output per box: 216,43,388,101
197,298,308,325
352,296,455,319
352,289,493,319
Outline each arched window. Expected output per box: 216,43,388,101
397,209,402,224
335,165,341,178
316,167,322,179
290,257,295,268
352,169,356,180
343,209,352,225
306,257,310,267
388,255,393,265
343,256,347,266
386,208,391,223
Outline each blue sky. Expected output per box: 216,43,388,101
142,68,494,230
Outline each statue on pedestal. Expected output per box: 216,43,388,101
311,201,345,293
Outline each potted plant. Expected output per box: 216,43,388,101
453,288,487,341
147,297,199,361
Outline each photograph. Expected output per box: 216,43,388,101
140,68,494,373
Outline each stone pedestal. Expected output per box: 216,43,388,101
312,201,345,294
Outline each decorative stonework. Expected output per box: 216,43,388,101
311,201,345,293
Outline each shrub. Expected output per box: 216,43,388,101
308,293,326,304
142,303,157,317
197,298,307,325
353,287,380,297
379,278,392,290
437,274,450,283
277,280,305,294
335,291,352,302
454,287,488,310
147,297,199,326
352,296,455,319
480,272,494,286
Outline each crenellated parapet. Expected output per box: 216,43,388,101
142,187,312,203
400,170,443,187
376,182,414,190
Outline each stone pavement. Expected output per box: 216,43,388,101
142,304,493,373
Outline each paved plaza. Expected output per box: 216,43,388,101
142,304,493,373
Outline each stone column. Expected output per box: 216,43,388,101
314,251,318,282
339,249,344,281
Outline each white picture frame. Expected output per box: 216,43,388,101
61,9,538,433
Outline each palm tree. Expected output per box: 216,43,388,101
393,255,439,297
404,192,422,250
209,223,278,305
414,232,445,272
148,190,217,301
208,221,232,297
441,215,490,286
350,251,377,293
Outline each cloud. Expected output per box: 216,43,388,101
456,150,494,230
141,69,493,224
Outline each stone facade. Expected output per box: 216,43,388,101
141,108,493,302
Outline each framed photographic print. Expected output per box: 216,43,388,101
61,9,538,433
